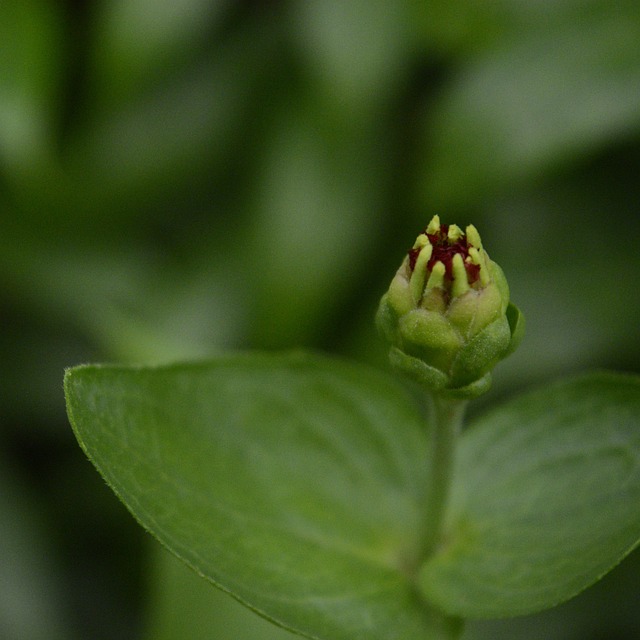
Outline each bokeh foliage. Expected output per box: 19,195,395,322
1,1,639,638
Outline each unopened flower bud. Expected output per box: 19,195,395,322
376,216,524,397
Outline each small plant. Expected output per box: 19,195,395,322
65,218,640,640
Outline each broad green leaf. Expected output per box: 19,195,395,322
463,547,640,640
420,372,640,618
65,353,461,640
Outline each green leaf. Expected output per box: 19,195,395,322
420,372,640,618
65,353,461,640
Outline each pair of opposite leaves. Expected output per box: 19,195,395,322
65,353,640,640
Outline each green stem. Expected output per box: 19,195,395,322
422,394,467,560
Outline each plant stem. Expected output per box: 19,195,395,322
422,394,468,560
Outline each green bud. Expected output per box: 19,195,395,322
376,216,524,397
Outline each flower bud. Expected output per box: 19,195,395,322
376,216,524,397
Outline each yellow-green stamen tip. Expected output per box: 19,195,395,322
425,260,446,291
474,247,491,286
412,233,429,250
426,215,441,235
466,224,483,250
409,243,433,303
468,247,482,266
451,253,470,298
447,224,464,242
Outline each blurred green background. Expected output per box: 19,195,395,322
2,1,639,638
